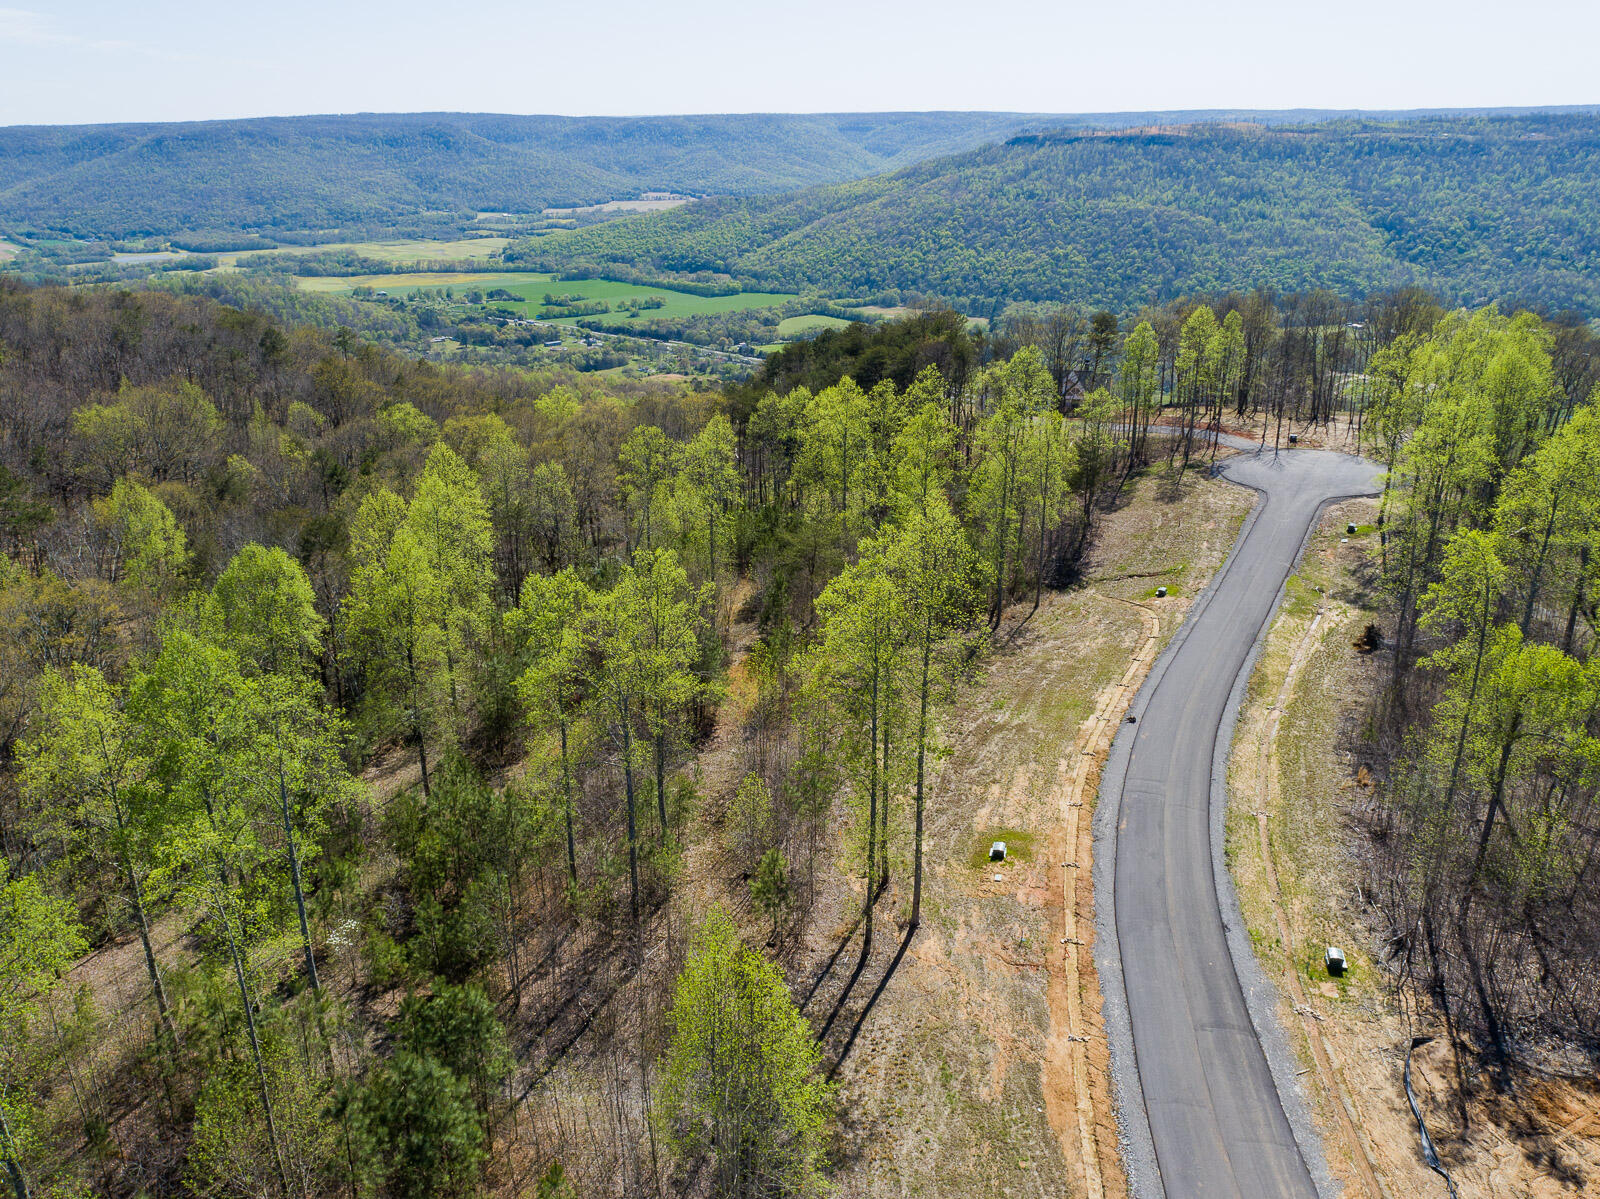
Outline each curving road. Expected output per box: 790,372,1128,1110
1099,446,1382,1198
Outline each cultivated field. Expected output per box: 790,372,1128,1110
302,269,798,324
541,198,691,217
215,235,512,267
777,313,853,336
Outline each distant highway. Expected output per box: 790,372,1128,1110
1101,446,1382,1197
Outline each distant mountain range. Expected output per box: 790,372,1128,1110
0,112,1064,237
3,106,1594,240
526,112,1600,315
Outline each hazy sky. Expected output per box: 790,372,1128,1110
3,0,1597,127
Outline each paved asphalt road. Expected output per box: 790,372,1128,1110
1108,447,1382,1197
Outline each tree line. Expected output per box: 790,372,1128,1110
1358,305,1600,1069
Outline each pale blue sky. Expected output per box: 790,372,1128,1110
2,0,1596,126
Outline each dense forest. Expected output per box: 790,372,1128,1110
0,279,1126,1198
2,275,1598,1198
0,112,1068,239
6,107,1593,248
526,113,1600,316
3,107,1590,245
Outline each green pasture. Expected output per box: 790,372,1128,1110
303,269,798,325
776,313,852,336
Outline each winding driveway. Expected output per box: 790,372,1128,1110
1097,446,1382,1198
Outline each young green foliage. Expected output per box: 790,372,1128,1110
0,866,86,1197
210,543,326,676
659,907,829,1198
18,664,181,1068
92,477,190,593
881,494,982,928
508,567,596,885
342,487,450,794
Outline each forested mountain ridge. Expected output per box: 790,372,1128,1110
2,107,1590,241
525,113,1600,315
0,111,1063,237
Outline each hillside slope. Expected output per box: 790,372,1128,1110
527,113,1600,313
3,106,1587,242
0,111,1071,237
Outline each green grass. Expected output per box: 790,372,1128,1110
776,313,853,336
967,828,1036,870
1282,573,1321,618
1300,943,1353,997
303,269,797,324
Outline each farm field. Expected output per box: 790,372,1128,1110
541,198,692,217
301,269,800,325
217,235,512,266
0,238,19,261
776,313,852,336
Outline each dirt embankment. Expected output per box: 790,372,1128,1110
1227,502,1600,1199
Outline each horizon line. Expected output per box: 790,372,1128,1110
5,102,1600,134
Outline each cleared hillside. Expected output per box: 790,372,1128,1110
526,113,1600,314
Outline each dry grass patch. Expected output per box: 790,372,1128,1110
1228,499,1600,1199
820,469,1253,1199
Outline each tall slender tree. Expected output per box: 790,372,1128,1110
507,568,595,886
810,549,906,965
883,497,981,929
18,666,181,1073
